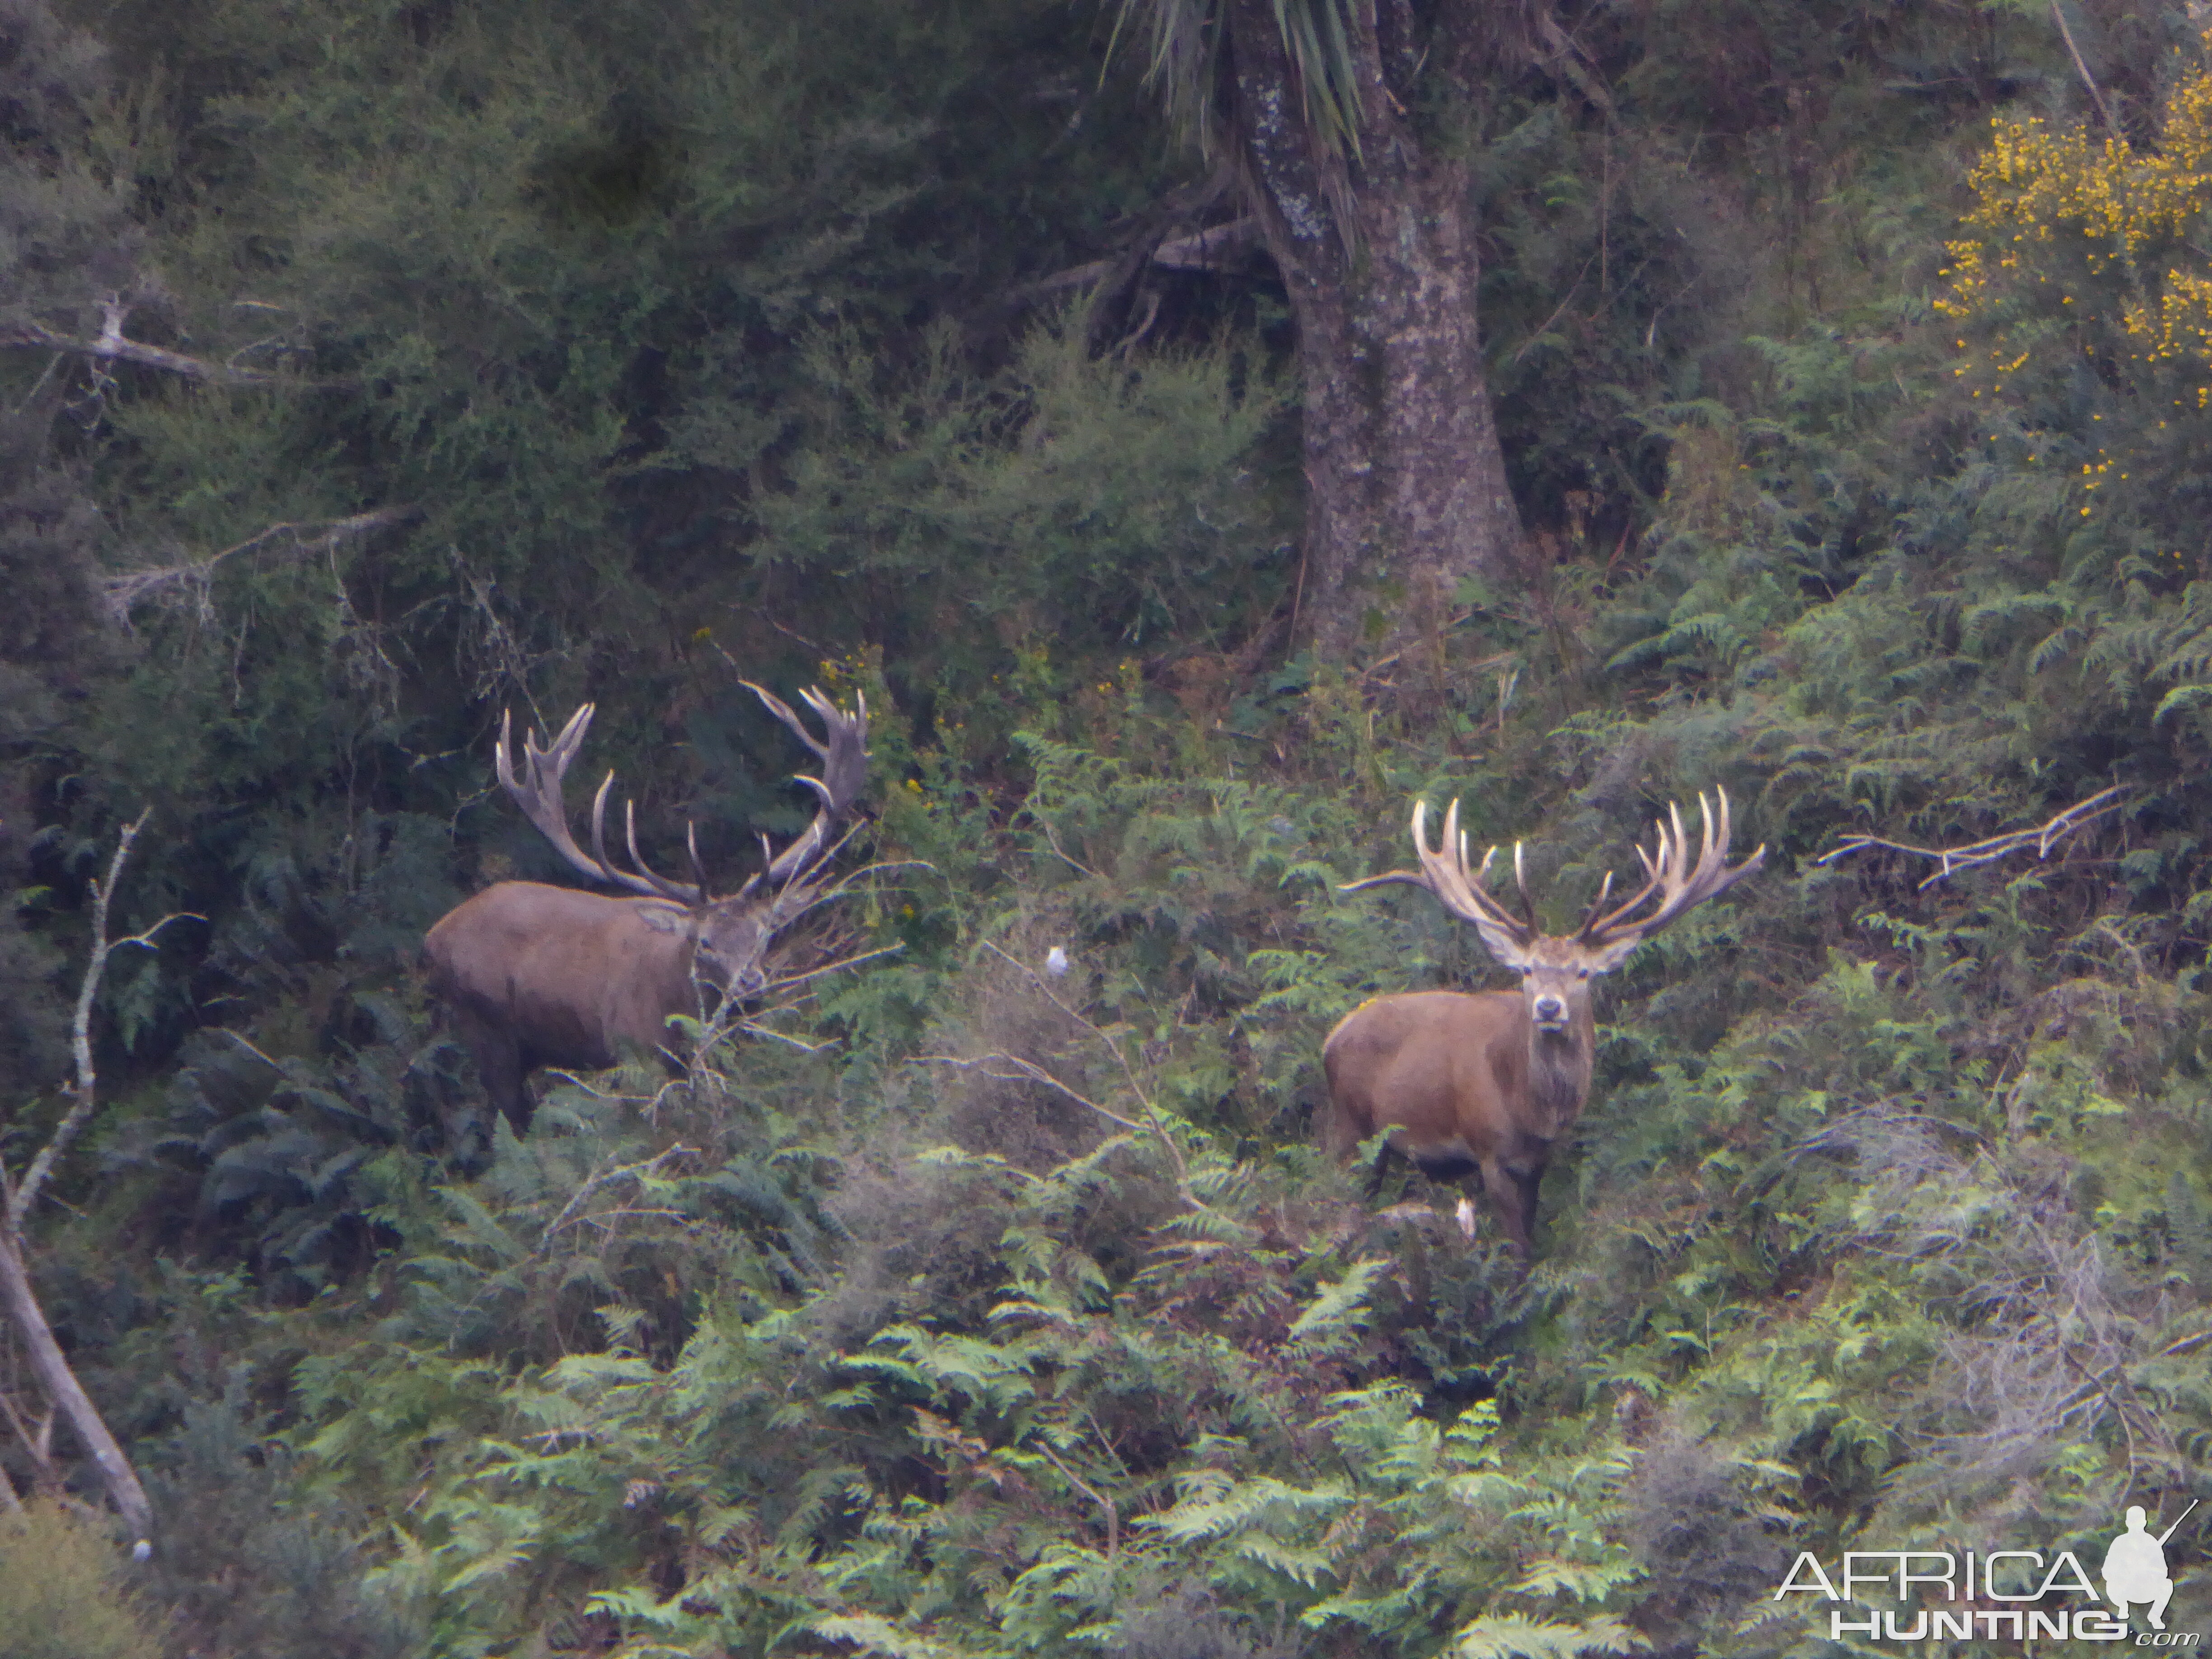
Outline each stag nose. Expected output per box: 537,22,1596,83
1532,994,1568,1028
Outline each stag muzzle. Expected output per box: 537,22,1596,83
698,955,768,1002
1531,994,1570,1032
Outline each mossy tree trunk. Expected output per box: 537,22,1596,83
1227,0,1526,660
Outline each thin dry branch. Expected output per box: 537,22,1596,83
764,943,907,994
1814,785,2126,889
919,1052,1151,1137
538,1146,694,1252
0,820,162,1546
991,942,1194,1186
2050,1,2119,132
0,1385,58,1500
0,295,325,386
995,209,1259,309
103,504,420,623
9,811,196,1232
1035,1441,1119,1561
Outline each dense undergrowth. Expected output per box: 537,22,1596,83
5,0,2212,1654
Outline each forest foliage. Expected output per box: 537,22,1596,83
4,0,2212,1654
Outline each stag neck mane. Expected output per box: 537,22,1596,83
1523,1010,1594,1139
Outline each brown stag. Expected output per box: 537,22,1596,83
1326,791,1762,1253
424,683,867,1140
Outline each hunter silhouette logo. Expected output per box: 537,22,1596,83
2105,1501,2196,1632
1774,1497,2201,1644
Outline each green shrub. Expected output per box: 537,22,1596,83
0,1500,165,1659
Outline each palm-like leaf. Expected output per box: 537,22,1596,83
1109,0,1368,162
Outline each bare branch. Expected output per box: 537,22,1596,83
538,1146,694,1252
103,505,420,623
919,1052,1151,1136
9,812,197,1231
0,1383,60,1499
1815,786,2126,889
2049,0,2119,132
1,815,164,1547
763,943,907,994
0,308,295,384
1034,1441,1119,1561
976,940,1194,1193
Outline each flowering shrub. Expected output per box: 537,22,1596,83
1939,36,2212,406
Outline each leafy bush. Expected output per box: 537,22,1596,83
0,1500,164,1659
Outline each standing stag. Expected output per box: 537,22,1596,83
424,684,867,1139
1326,792,1763,1253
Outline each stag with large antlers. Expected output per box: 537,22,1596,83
1327,791,1763,1253
423,683,867,1142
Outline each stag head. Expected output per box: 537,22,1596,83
496,684,869,997
1346,790,1765,1036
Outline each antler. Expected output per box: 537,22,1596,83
1576,788,1765,949
736,682,870,901
1342,798,1542,951
497,687,870,912
496,704,700,904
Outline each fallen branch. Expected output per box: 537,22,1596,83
102,504,420,622
2,301,289,385
9,813,197,1231
0,813,170,1550
2049,0,2118,132
1815,786,2126,889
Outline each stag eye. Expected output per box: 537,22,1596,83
1577,968,1590,979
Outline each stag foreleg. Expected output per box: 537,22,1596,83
1477,1155,1545,1255
447,1008,534,1144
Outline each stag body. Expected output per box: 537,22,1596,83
425,685,867,1139
1329,794,1762,1252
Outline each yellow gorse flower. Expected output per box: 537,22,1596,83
1937,34,2212,368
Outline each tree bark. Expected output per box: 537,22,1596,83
0,1233,152,1544
1228,0,1526,661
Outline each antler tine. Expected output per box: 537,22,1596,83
744,679,825,760
685,821,710,905
1513,841,1537,930
1577,868,1616,932
621,799,696,900
588,769,620,876
573,764,691,904
740,680,872,894
496,703,693,903
1339,798,1541,947
1579,786,1766,947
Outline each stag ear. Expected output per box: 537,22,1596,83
1467,914,1537,970
1581,933,1645,974
634,901,695,936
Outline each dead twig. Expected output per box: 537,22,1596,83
103,505,420,623
1035,1441,1119,1561
764,943,906,994
0,813,165,1548
10,812,198,1231
2050,0,2119,132
539,1146,694,1251
0,310,289,384
978,940,1192,1194
920,1051,1151,1138
1815,786,2126,889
